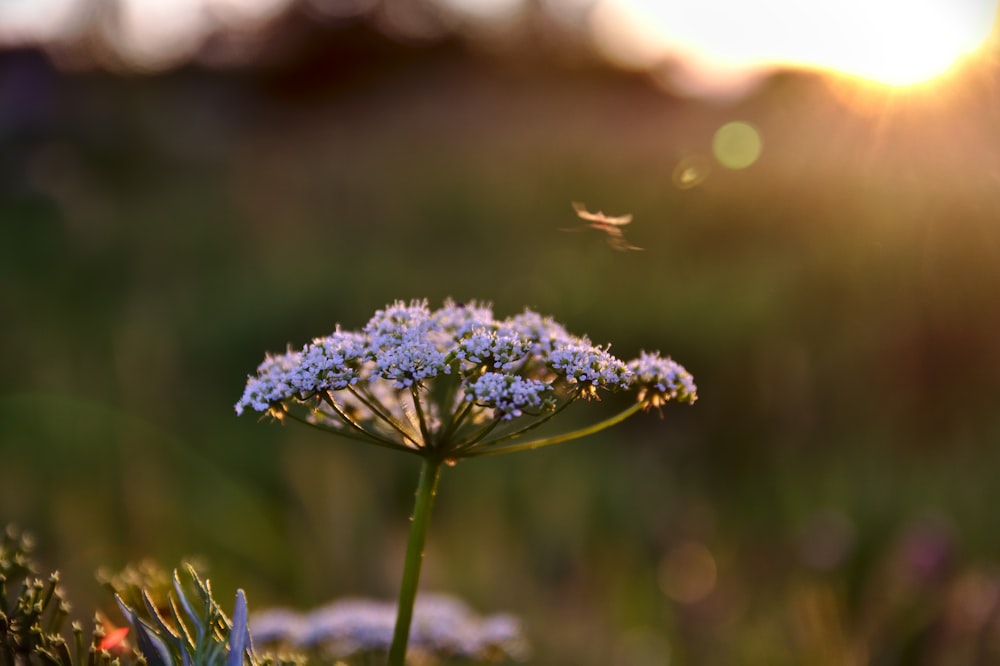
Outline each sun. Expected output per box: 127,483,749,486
589,0,998,94
818,2,997,86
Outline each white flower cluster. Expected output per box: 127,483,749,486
300,328,367,392
466,372,552,420
235,299,697,435
547,338,631,395
627,350,698,408
235,329,368,415
235,347,305,415
455,327,527,371
504,309,574,356
365,301,450,389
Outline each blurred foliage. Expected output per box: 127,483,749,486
3,18,1000,664
0,525,135,666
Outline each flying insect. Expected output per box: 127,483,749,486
564,202,643,251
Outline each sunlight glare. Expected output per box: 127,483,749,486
589,0,997,94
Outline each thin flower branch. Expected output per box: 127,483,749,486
410,385,433,448
346,384,423,448
451,413,502,449
438,393,477,443
275,405,417,455
458,401,646,458
316,390,415,450
461,385,586,451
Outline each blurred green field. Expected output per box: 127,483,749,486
3,37,1000,665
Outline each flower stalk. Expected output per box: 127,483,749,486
388,457,443,666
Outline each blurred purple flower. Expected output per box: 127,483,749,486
898,515,956,583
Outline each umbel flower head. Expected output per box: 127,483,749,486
236,298,696,666
236,298,696,460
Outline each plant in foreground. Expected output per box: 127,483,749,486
1,532,298,666
112,564,256,666
0,525,135,666
236,299,696,665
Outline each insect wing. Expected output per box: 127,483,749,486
572,201,633,226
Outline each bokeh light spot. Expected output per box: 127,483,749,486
115,0,208,71
613,627,672,666
712,121,762,170
672,154,712,189
0,0,78,43
796,508,856,572
658,540,717,604
435,0,523,23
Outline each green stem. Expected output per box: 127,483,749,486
460,401,645,458
388,456,444,666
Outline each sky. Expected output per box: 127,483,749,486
587,0,998,95
0,0,996,96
